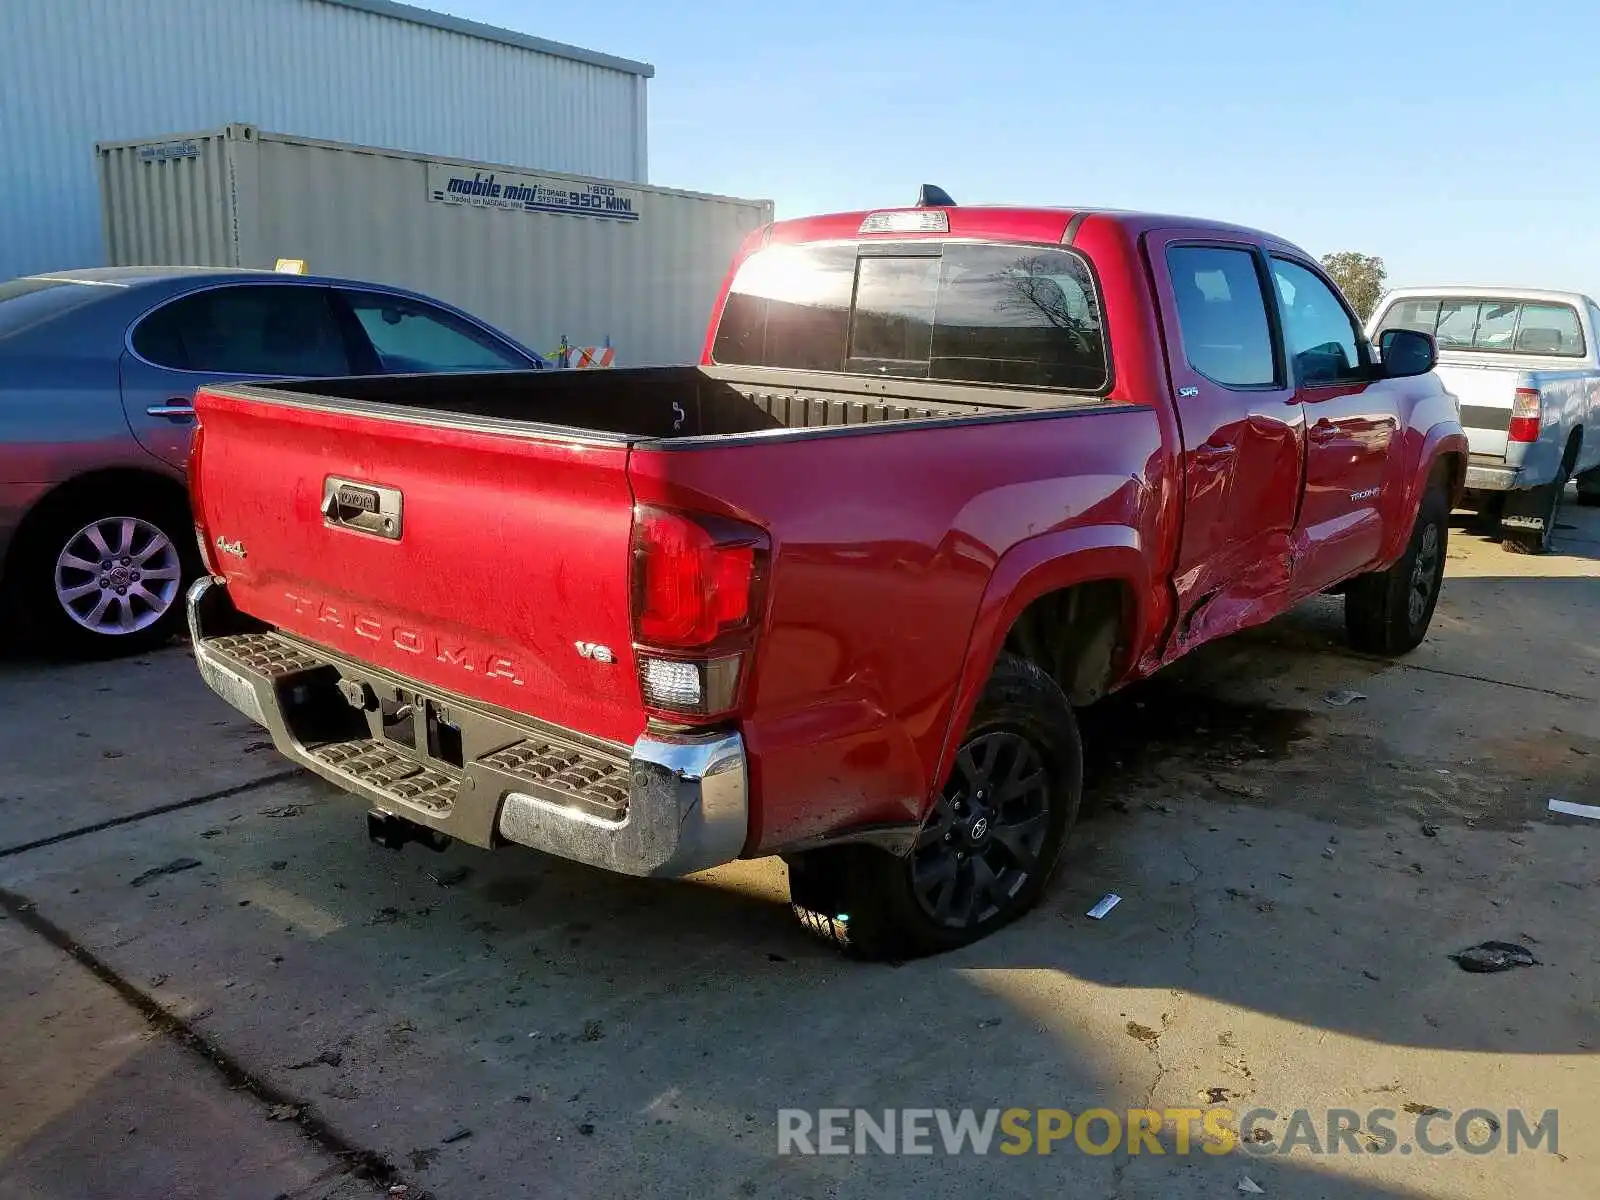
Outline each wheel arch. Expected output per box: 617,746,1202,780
2,467,192,586
1379,425,1467,567
1002,579,1136,706
1432,444,1467,507
930,525,1151,797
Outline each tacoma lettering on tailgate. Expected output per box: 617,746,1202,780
283,591,524,685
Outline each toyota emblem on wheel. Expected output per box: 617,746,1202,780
969,817,989,840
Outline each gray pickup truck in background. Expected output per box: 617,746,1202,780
1369,287,1600,552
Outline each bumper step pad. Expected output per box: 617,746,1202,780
203,632,325,679
306,739,457,813
480,739,631,819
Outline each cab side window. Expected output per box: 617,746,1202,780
1166,246,1278,388
1270,259,1365,386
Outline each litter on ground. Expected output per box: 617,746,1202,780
1087,894,1122,920
1548,798,1600,821
1322,689,1367,707
1449,941,1539,973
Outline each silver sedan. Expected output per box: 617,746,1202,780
0,267,543,657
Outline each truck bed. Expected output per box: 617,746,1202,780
255,365,1101,443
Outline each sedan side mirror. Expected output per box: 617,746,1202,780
1378,328,1437,379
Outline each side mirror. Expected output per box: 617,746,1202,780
1378,328,1437,379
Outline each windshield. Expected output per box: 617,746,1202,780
1377,296,1586,357
0,277,114,340
711,242,1108,392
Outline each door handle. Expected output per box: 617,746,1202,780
1192,441,1235,464
1309,418,1340,444
146,403,196,420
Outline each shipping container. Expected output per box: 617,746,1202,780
3,0,652,282
98,126,773,367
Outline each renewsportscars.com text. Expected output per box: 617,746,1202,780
777,1107,1558,1157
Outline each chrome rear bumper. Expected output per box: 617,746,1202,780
1464,461,1520,492
187,578,748,877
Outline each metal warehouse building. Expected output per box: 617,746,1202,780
0,0,652,281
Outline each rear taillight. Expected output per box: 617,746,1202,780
631,506,768,722
187,412,218,575
1509,388,1541,443
634,510,759,645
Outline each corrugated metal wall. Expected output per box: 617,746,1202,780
0,0,648,280
99,128,773,366
99,132,242,268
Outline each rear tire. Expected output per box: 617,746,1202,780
1460,490,1504,523
1577,465,1600,508
1345,480,1448,656
786,654,1082,961
11,487,196,659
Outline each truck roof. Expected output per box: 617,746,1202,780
766,205,1294,250
1381,284,1598,307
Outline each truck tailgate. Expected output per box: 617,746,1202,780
192,388,644,746
1434,361,1514,458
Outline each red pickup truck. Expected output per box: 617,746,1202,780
186,196,1466,959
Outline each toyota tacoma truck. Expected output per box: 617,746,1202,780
186,195,1466,959
1369,286,1600,552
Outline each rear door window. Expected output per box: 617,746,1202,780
1378,296,1587,356
132,285,351,376
711,242,1107,391
1165,245,1278,388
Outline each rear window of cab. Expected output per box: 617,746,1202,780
711,242,1108,392
1377,296,1586,357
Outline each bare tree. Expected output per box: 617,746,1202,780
996,256,1098,354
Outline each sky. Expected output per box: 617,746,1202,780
434,0,1600,294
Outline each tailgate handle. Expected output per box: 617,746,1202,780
322,476,404,540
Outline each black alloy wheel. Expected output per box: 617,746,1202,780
910,731,1052,929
